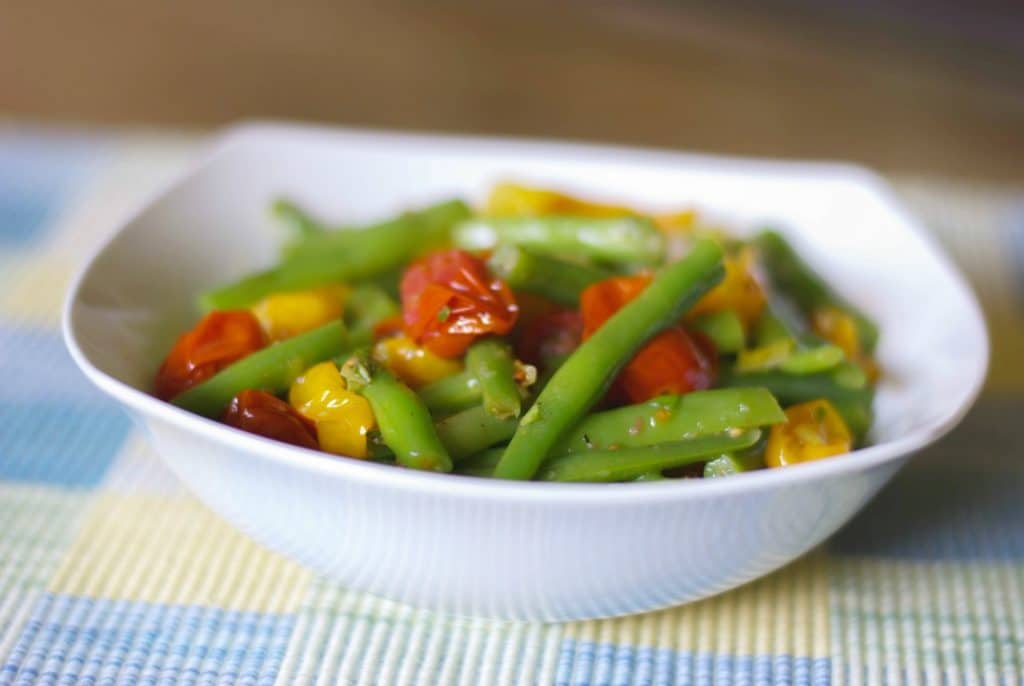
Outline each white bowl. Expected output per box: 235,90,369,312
64,122,988,621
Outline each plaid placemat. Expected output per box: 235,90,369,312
0,127,1022,686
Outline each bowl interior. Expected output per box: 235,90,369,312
67,123,988,452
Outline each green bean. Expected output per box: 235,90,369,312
453,447,505,477
689,310,744,353
172,321,348,417
779,344,845,374
465,339,521,419
272,198,326,239
632,471,665,482
486,244,612,307
552,387,785,455
703,434,767,477
493,239,725,480
360,269,402,300
341,352,452,472
343,284,400,348
742,311,844,374
703,451,764,477
455,215,665,265
538,430,761,482
755,311,792,346
200,199,470,310
755,230,879,352
284,199,469,262
434,404,519,461
720,368,873,442
417,371,482,413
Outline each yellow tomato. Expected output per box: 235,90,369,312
765,399,852,468
289,361,376,458
687,247,766,328
372,335,462,388
486,182,634,218
253,285,348,341
652,209,698,234
813,306,880,381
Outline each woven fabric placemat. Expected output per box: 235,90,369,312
0,129,1021,685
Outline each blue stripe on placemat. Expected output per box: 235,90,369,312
0,326,131,487
553,639,830,686
0,400,130,488
0,131,106,247
0,594,295,686
0,326,113,405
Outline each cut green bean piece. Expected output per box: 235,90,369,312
434,405,519,461
755,230,879,352
341,352,452,472
632,471,665,482
755,312,792,346
720,369,873,442
272,198,326,239
743,310,844,374
703,434,767,477
703,450,764,477
455,215,666,265
538,430,761,482
494,240,725,480
779,343,845,374
552,387,785,455
690,310,745,353
200,199,471,310
172,321,348,417
344,284,400,348
284,199,470,262
465,339,521,419
418,371,482,413
487,244,612,307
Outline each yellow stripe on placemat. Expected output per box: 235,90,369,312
562,553,830,659
0,254,76,329
47,493,312,613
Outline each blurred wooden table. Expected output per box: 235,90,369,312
2,1,1022,181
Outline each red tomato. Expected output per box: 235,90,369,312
516,308,583,368
222,390,319,449
400,249,518,358
154,311,267,400
580,275,715,403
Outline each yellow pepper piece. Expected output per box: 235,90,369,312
373,335,462,389
765,399,852,468
486,182,634,218
687,247,766,328
813,306,880,381
253,285,348,341
289,361,376,458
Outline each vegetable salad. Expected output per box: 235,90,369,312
154,183,878,482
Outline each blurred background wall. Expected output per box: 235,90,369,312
1,0,1022,181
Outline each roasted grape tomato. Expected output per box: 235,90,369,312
580,275,715,402
516,308,583,368
155,310,267,400
222,390,319,449
400,249,518,358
